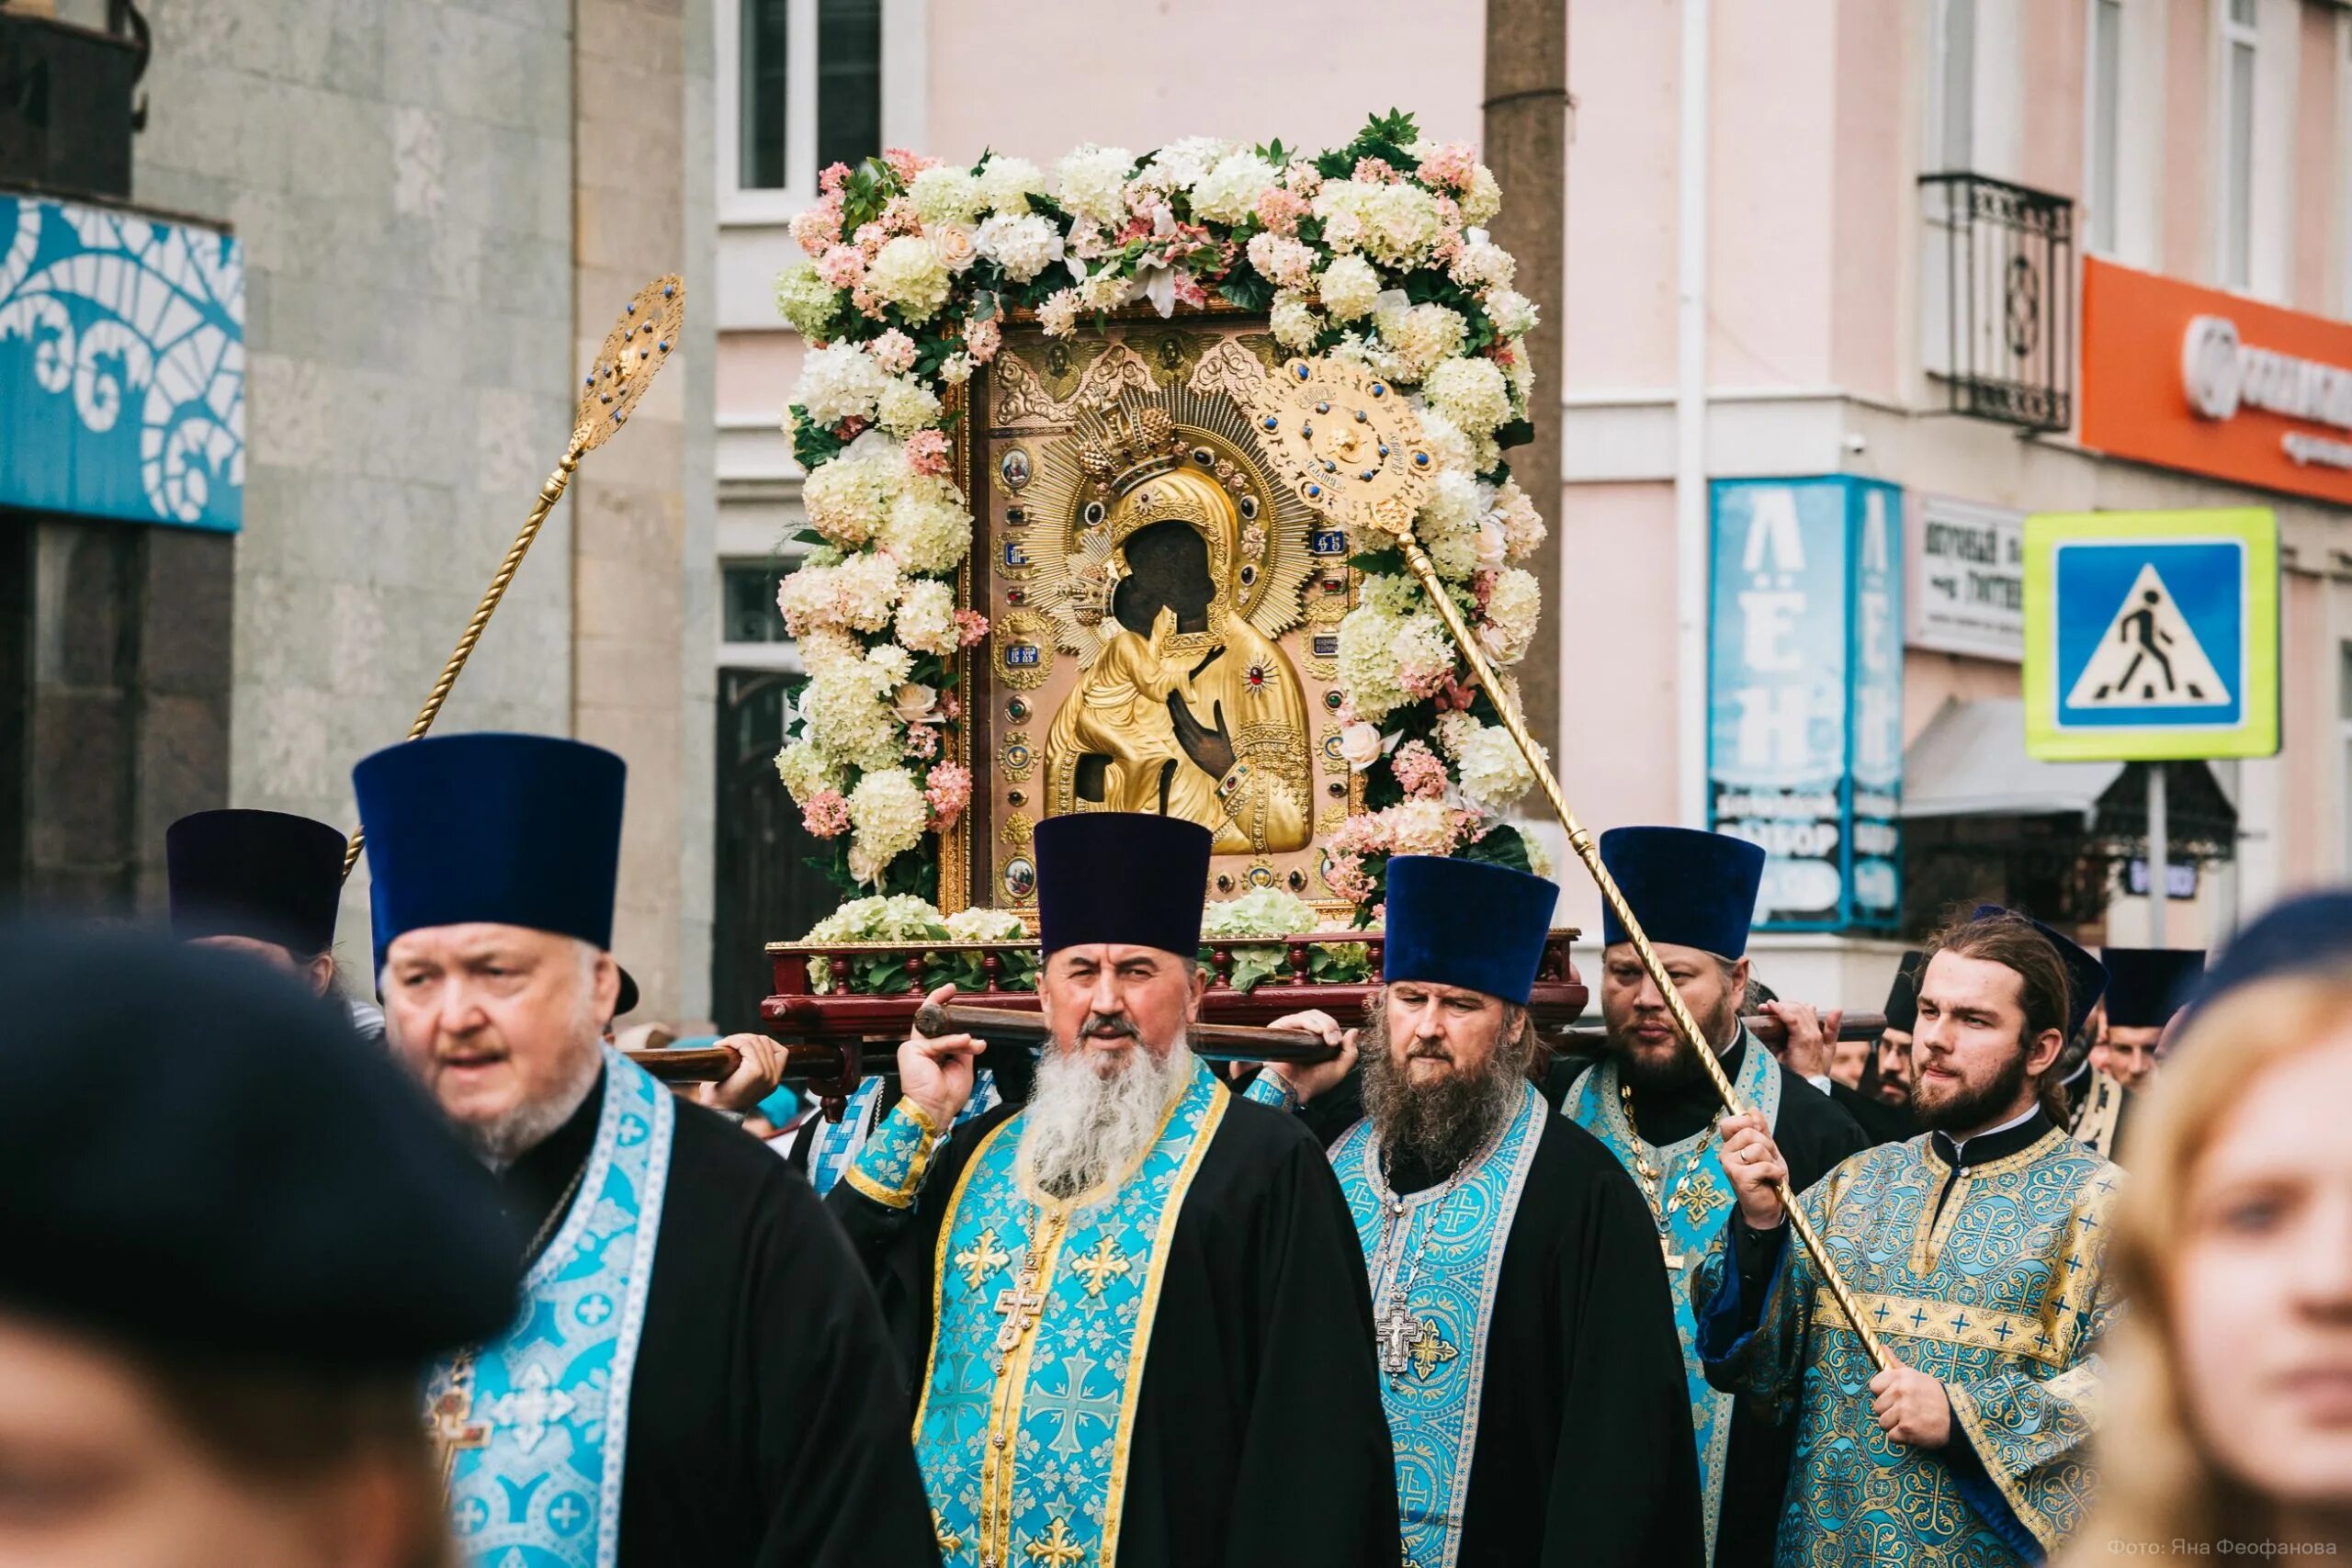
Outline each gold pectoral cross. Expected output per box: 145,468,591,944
426,1353,490,1494
993,1265,1049,1354
1659,1235,1687,1270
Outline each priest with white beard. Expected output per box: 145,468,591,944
1252,854,1703,1568
828,811,1400,1568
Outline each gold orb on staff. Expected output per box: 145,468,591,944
340,276,687,879
1250,355,1894,1374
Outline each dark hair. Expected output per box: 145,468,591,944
139,1353,451,1568
1924,912,2075,1122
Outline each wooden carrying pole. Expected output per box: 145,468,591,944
340,277,686,878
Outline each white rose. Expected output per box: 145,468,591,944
1339,721,1383,772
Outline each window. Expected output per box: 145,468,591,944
2086,0,2123,253
725,0,883,208
722,564,789,644
2217,0,2258,288
1932,0,1978,171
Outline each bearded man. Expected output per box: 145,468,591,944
1252,854,1702,1567
828,811,1398,1568
1557,827,1867,1568
1696,909,2120,1565
356,732,936,1565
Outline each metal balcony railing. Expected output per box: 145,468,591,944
1919,173,2074,433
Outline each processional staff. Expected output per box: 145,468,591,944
1248,356,1896,1374
340,277,687,878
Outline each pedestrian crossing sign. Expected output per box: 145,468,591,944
2023,508,2278,761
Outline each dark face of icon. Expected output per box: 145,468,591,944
1112,522,1216,636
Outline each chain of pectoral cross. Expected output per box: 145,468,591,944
1620,1077,1719,1271
1366,1152,1479,1382
975,1202,1072,1568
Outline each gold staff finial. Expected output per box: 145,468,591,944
341,276,687,879
1253,354,1894,1375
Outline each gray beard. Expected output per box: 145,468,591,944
1019,1035,1196,1201
1359,1010,1530,1178
467,1045,603,1170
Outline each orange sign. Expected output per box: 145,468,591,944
2080,257,2352,506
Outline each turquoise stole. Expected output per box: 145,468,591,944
429,1047,674,1568
1332,1083,1547,1568
1564,1036,1780,1565
806,1068,1000,1198
911,1063,1228,1568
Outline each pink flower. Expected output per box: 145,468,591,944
879,196,922,235
833,414,870,441
1368,901,1386,926
1170,272,1208,310
954,610,990,649
904,428,952,478
924,763,973,831
852,220,888,254
939,691,962,722
1327,812,1393,859
819,162,854,197
802,789,851,839
1432,673,1477,713
817,244,866,288
867,329,918,375
1391,740,1449,800
1353,156,1404,186
791,198,845,259
881,148,932,182
963,315,1001,363
1416,142,1480,192
907,726,941,761
1323,853,1375,907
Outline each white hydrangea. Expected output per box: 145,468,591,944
847,768,928,882
1055,144,1135,225
1246,231,1317,291
1200,886,1318,939
795,626,865,677
1503,350,1535,411
865,642,914,685
1334,604,1411,721
1142,135,1228,191
864,235,951,321
1521,829,1555,879
976,155,1048,216
876,376,944,436
1459,164,1504,226
1408,405,1477,479
1454,724,1540,808
1433,709,1483,761
1189,151,1279,223
1361,572,1422,617
1414,469,1485,581
803,661,903,772
908,164,987,227
805,893,948,944
1360,182,1442,267
1480,566,1543,664
1387,797,1464,856
1316,254,1382,321
974,212,1065,283
1036,289,1082,337
801,446,900,547
1485,288,1539,339
772,738,843,806
1270,292,1321,352
1450,237,1515,292
1389,613,1455,693
893,577,960,656
831,549,904,632
774,262,841,339
1369,300,1466,384
1490,478,1547,561
944,906,1029,942
1422,355,1513,435
793,342,891,426
1076,268,1129,311
877,479,973,577
1310,179,1379,253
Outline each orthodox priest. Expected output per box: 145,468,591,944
1559,826,1867,1567
355,731,937,1567
1250,853,1703,1567
828,811,1399,1568
1695,908,2119,1565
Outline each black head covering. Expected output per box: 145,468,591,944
614,965,640,1020
2193,891,2352,1010
1035,813,1211,957
167,808,346,957
1972,904,2109,1039
2100,947,2205,1029
0,926,521,1370
1882,949,1927,1033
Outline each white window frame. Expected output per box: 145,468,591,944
715,0,927,231
2083,0,2125,254
1928,0,1978,173
2213,0,2260,290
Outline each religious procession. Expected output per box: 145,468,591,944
7,1,2352,1564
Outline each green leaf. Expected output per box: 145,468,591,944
1313,148,1353,181
1219,271,1274,312
1347,547,1406,576
1225,946,1286,995
1494,416,1536,451
789,527,828,547
1253,137,1291,166
789,407,847,471
1458,822,1536,874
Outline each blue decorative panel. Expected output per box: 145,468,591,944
0,193,244,531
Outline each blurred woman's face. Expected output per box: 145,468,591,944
2175,1032,2352,1509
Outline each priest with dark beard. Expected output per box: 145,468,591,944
1251,854,1703,1568
1558,828,1868,1568
827,812,1398,1568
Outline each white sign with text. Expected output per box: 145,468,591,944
1907,494,2024,661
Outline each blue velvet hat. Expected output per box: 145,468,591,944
354,734,627,952
1035,813,1212,957
1383,856,1558,1005
167,808,347,957
1971,905,2108,1038
2100,947,2205,1029
1598,827,1766,958
2192,890,2352,1010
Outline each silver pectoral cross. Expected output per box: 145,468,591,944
1376,1292,1419,1375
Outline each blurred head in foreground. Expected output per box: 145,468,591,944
0,927,520,1568
2075,968,2352,1555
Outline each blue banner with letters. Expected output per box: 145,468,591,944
1708,478,1904,931
0,193,244,531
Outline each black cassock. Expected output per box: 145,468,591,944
829,1089,1402,1568
498,1073,939,1566
1333,1109,1707,1567
1829,1077,1917,1145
